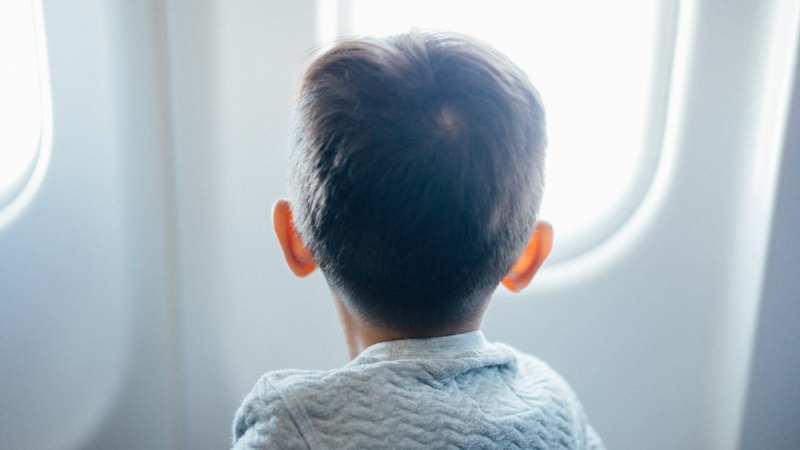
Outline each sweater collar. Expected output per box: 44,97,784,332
351,330,492,363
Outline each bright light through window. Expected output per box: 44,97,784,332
320,0,675,262
0,0,50,220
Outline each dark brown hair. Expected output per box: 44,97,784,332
289,30,546,334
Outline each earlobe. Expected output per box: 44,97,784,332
273,199,317,277
502,221,553,292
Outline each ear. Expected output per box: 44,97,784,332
502,221,554,292
273,199,317,277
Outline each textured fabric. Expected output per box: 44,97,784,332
232,331,604,449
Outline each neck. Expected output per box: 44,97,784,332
330,290,487,360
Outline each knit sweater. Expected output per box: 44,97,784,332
232,331,604,449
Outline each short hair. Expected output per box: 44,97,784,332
289,30,546,335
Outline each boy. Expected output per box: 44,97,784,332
232,30,604,449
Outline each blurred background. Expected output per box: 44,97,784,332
1,0,799,449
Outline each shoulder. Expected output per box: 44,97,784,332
497,343,606,450
231,365,395,450
231,370,324,450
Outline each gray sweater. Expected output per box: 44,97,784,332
232,331,604,449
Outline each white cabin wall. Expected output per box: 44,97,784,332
1,1,178,449
166,1,340,449
1,1,799,449
75,1,181,448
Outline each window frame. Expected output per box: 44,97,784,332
0,0,52,228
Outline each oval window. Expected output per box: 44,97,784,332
318,0,678,263
0,0,51,226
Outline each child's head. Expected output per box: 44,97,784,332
283,30,548,336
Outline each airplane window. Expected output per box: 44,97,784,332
0,0,51,225
319,0,678,263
